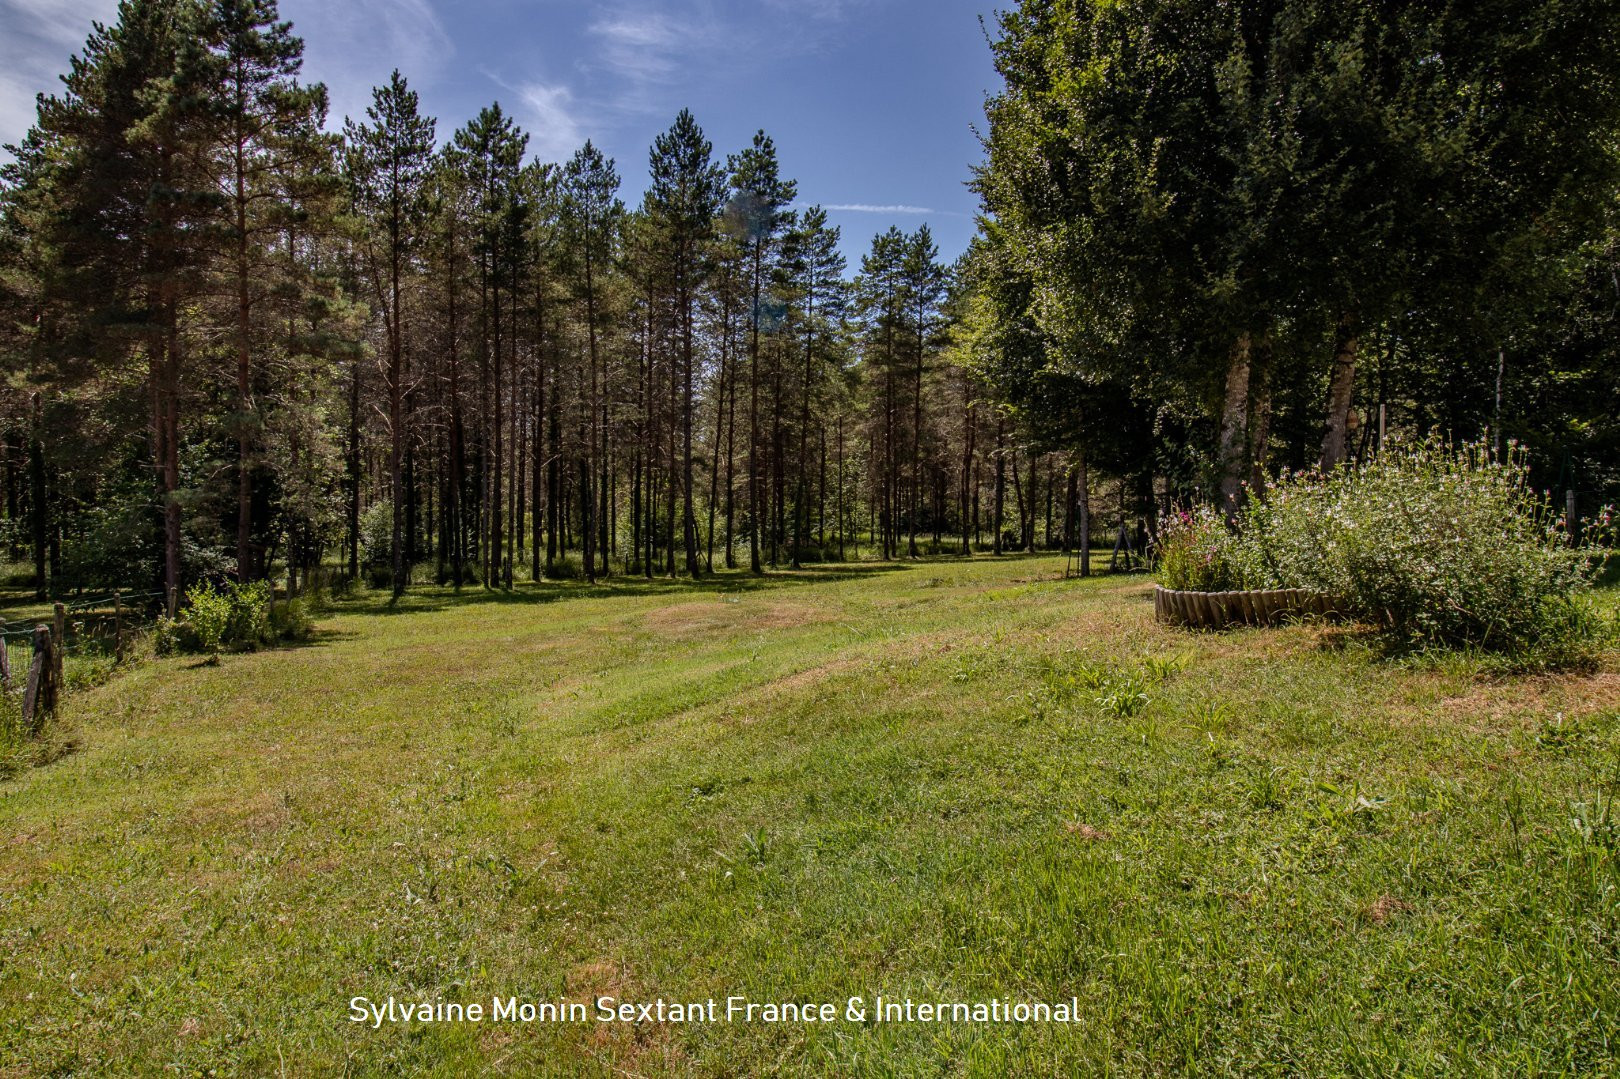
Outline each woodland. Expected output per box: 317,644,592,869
1,0,1614,608
4,2,1620,1074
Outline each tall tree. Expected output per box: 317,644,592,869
192,0,333,580
561,141,623,584
647,110,724,578
725,130,796,574
346,70,435,598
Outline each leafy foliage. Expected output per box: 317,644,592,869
1158,439,1617,665
164,579,308,655
1154,505,1241,592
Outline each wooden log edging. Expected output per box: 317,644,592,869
1154,585,1337,629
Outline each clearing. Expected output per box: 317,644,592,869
2,556,1617,1075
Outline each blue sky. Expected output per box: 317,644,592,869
0,0,1000,267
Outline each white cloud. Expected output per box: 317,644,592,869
284,0,454,129
513,80,587,164
586,9,710,90
761,0,868,19
0,0,455,155
0,0,117,152
824,203,937,214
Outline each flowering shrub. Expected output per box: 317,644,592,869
1154,504,1241,592
1157,438,1615,667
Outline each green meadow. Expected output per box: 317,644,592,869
2,556,1618,1075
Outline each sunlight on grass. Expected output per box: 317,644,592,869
2,556,1617,1074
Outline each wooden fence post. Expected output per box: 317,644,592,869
114,589,124,662
1567,489,1579,546
0,636,10,693
22,624,56,734
52,602,65,689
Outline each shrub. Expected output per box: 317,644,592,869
359,500,394,568
1163,437,1615,666
1154,504,1241,591
185,582,235,654
270,597,314,642
153,615,196,656
176,580,307,655
545,554,585,581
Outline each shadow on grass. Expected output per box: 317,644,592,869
316,551,1125,621
324,560,916,619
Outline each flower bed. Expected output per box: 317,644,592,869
1154,585,1335,629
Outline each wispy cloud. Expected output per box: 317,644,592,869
0,0,117,152
761,0,870,19
0,0,456,152
508,78,588,164
586,10,707,87
288,0,453,128
824,203,937,214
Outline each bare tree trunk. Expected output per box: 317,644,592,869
992,415,1005,556
746,246,764,575
234,138,254,582
163,308,183,615
682,281,701,578
959,388,975,555
347,358,361,580
1077,447,1090,577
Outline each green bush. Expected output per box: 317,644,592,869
1158,438,1616,667
546,554,585,580
270,597,314,642
153,615,196,656
359,500,394,568
174,580,311,655
1154,504,1241,591
185,582,235,654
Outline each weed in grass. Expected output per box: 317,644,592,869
1536,712,1586,753
1248,766,1285,810
741,828,772,867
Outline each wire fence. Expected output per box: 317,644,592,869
0,590,166,731
1,628,35,692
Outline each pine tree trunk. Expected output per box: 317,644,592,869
992,416,1005,556
747,246,763,574
1077,448,1090,577
234,142,254,582
681,282,701,578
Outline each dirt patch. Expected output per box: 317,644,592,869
182,791,293,837
640,600,826,635
767,656,864,695
568,959,629,1001
1436,671,1620,726
1364,895,1413,925
1064,822,1110,841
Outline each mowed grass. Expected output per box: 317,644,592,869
2,556,1618,1076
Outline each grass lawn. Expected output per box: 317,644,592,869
2,555,1618,1075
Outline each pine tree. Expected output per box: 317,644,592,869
346,70,435,598
647,110,724,578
